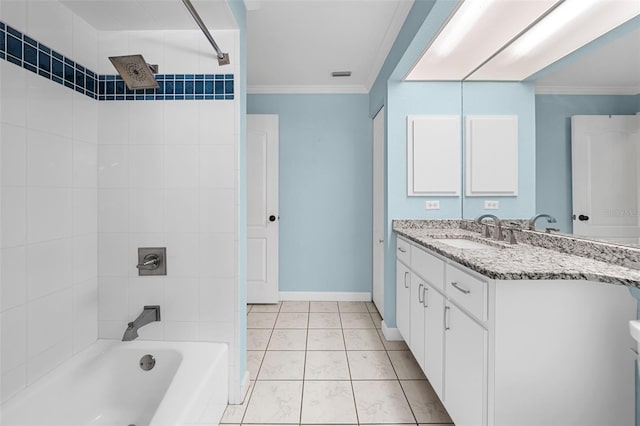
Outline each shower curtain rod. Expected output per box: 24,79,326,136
181,0,230,66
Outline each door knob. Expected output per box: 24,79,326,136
578,214,589,221
269,215,277,222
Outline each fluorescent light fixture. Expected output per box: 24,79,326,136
510,0,598,57
434,0,493,56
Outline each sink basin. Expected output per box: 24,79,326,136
434,238,492,249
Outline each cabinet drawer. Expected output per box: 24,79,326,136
412,246,444,291
396,236,411,265
446,264,487,321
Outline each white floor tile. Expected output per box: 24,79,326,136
347,351,397,380
309,312,341,329
275,312,309,329
310,301,338,312
268,329,308,350
247,329,272,351
247,350,265,380
301,381,357,424
401,380,452,424
247,312,278,329
377,329,409,351
341,312,375,328
388,350,426,380
280,301,310,312
352,380,415,424
250,303,281,313
243,380,303,424
338,301,369,312
220,381,254,423
343,329,385,350
305,351,350,380
258,351,305,380
365,301,378,313
370,312,383,329
307,329,345,350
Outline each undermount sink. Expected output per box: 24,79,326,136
435,238,491,249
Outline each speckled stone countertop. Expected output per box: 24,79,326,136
393,219,640,288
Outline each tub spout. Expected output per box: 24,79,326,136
122,305,161,341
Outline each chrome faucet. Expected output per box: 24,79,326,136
476,214,503,241
122,305,161,341
528,213,557,231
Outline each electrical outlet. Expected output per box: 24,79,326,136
484,200,499,210
425,200,440,210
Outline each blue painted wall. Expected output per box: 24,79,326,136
535,94,639,233
462,82,537,220
247,94,373,293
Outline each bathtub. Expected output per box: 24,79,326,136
0,340,228,426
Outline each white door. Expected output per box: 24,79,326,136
571,115,640,243
247,115,279,303
372,107,385,316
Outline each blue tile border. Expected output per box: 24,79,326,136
0,21,234,101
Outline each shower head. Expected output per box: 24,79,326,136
108,54,159,90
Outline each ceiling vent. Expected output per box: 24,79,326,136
331,71,352,77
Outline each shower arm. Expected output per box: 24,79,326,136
181,0,230,65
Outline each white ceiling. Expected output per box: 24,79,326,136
60,0,237,31
534,26,640,94
246,0,413,93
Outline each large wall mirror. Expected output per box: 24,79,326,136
460,17,640,246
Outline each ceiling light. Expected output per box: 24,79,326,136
433,0,492,56
510,0,598,58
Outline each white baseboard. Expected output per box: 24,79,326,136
278,291,371,302
381,322,403,341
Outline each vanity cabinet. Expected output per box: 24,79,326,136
395,235,635,426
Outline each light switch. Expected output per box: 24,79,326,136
484,200,499,210
425,200,440,210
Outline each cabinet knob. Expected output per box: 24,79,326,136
269,215,277,222
578,214,589,221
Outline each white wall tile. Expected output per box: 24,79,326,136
198,321,234,343
73,94,98,144
73,234,97,284
165,277,199,321
98,144,129,188
199,278,234,322
127,276,165,317
97,31,129,74
129,189,163,233
26,238,72,301
98,320,128,340
1,305,27,373
98,277,128,321
98,233,129,277
98,188,129,233
136,320,164,340
1,124,27,186
199,233,236,277
26,73,73,138
73,188,98,236
0,61,27,127
163,145,198,188
127,31,164,73
0,0,28,31
199,144,235,188
0,364,26,403
163,101,199,145
27,0,73,58
200,189,235,233
72,279,98,353
73,141,98,189
164,321,199,341
165,233,199,277
128,102,163,145
198,102,235,145
27,187,73,243
27,288,73,358
98,102,129,145
161,31,201,73
1,187,26,248
1,246,27,312
128,145,163,188
27,339,72,385
72,15,98,71
27,129,73,187
164,188,198,232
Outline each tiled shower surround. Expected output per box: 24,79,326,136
0,0,242,405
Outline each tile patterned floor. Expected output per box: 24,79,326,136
221,301,454,426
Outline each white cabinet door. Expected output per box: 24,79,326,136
396,260,411,343
423,283,445,399
445,303,487,426
409,272,426,369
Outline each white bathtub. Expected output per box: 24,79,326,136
0,340,228,426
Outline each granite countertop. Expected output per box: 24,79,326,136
393,220,640,288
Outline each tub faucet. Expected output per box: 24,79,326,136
476,214,503,241
122,305,161,341
528,213,557,231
